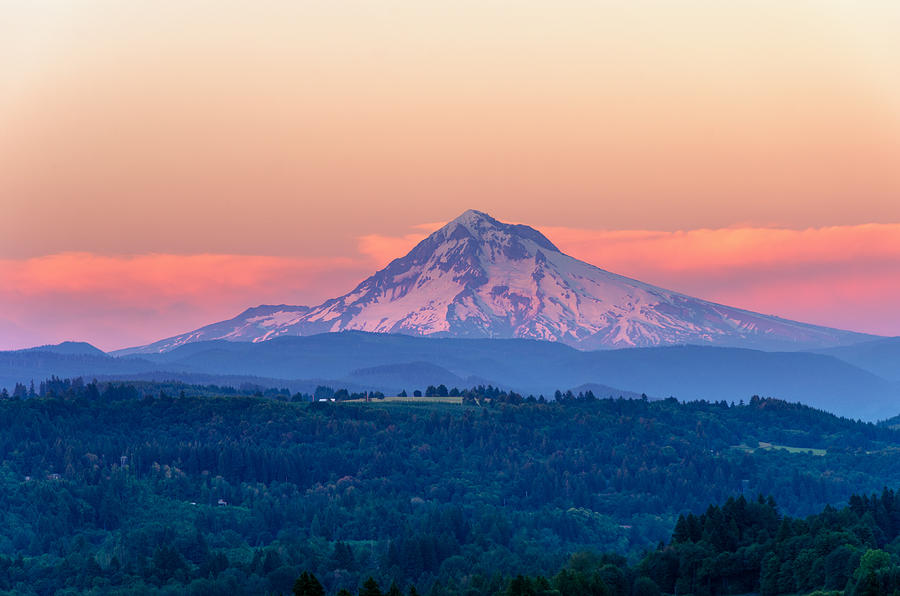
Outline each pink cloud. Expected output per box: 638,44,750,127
357,222,445,268
0,253,369,351
2,253,358,303
540,224,900,275
539,223,900,336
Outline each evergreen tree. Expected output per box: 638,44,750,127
672,515,690,543
293,571,326,596
361,577,383,596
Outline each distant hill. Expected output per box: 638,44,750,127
0,347,154,391
346,362,471,391
18,341,107,356
817,337,900,383
6,332,898,419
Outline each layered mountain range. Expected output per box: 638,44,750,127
5,334,900,419
120,210,872,354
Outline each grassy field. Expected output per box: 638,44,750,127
346,395,464,405
734,441,827,456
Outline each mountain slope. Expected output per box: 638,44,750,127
816,337,900,383
118,210,874,354
125,304,312,354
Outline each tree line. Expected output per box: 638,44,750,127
0,377,898,594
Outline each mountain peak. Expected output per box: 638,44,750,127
121,211,874,354
446,209,499,232
436,209,559,253
452,208,493,223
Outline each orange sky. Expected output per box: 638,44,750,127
1,1,899,349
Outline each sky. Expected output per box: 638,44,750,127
1,1,899,350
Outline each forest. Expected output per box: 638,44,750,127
1,378,900,594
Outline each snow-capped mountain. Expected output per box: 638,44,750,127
120,210,873,354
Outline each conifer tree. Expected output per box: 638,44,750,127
361,577,383,596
